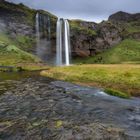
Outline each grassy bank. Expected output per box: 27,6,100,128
41,64,140,97
0,34,48,71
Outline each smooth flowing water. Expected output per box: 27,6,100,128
64,19,70,65
36,14,71,66
47,16,51,41
56,18,63,66
36,13,40,48
35,13,55,65
56,18,71,66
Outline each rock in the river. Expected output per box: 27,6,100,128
0,76,140,140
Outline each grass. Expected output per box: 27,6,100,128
73,39,140,64
0,41,40,63
122,21,140,34
0,35,49,71
41,64,140,97
104,88,130,99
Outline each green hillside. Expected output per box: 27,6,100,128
0,33,49,71
73,39,140,64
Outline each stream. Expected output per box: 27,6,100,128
0,71,140,140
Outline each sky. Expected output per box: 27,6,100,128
7,0,140,23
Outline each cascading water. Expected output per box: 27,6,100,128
35,13,56,65
56,18,63,66
36,13,40,48
47,16,51,41
35,13,71,66
56,18,71,66
64,19,70,65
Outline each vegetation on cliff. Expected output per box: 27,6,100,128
0,1,36,26
70,20,97,36
0,33,49,71
74,39,140,64
0,1,56,71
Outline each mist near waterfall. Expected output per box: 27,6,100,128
35,13,56,65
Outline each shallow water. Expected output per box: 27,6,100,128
0,71,40,81
0,71,140,139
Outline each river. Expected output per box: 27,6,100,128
0,71,140,140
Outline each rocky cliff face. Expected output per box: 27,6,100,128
0,0,57,53
108,11,140,40
70,20,122,57
70,11,140,57
0,1,35,37
109,11,140,22
0,1,139,59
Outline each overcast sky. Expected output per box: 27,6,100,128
7,0,140,22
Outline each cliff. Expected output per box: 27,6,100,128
109,11,140,22
70,11,140,57
70,20,122,57
0,0,57,68
0,0,57,52
0,1,140,62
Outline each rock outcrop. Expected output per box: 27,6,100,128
0,74,140,139
109,11,140,22
0,1,139,58
70,20,122,57
0,0,57,52
70,11,140,57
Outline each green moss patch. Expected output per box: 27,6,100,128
70,21,97,36
104,88,130,99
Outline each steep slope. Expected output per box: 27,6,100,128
0,0,57,69
70,20,122,57
0,0,57,52
74,39,140,64
72,11,140,63
0,1,140,65
109,11,140,40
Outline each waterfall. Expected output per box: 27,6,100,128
47,16,51,41
35,13,71,66
35,13,56,65
56,18,63,66
36,13,40,47
56,18,71,66
64,19,70,65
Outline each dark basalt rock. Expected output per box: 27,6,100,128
109,11,140,22
0,1,139,59
0,75,140,140
0,0,57,41
70,20,122,57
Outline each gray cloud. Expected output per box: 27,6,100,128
7,0,140,22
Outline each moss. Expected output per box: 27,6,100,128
104,88,130,99
0,39,41,68
55,120,63,128
70,21,97,36
0,1,36,26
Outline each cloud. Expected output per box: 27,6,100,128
7,0,140,22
